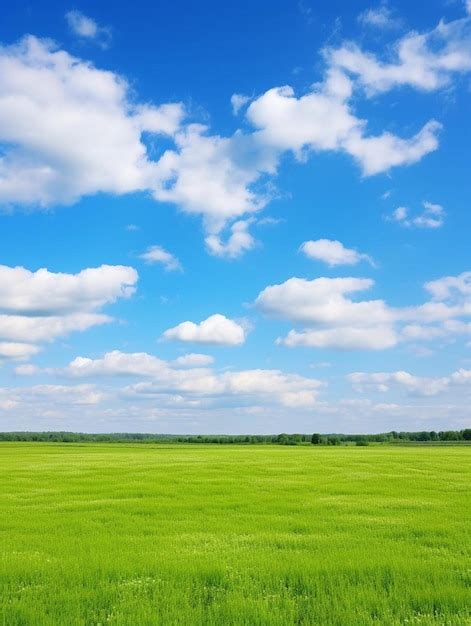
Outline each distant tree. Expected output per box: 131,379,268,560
440,431,461,441
311,433,321,445
327,436,340,446
461,429,471,441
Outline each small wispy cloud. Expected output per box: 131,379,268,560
65,10,112,48
388,202,445,229
231,94,251,115
139,245,183,272
358,3,402,30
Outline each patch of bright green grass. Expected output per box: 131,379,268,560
1,443,470,625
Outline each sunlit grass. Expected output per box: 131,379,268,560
1,443,470,625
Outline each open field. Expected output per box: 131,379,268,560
1,443,470,625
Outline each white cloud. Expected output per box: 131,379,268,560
1,13,469,258
256,269,471,351
4,350,471,431
14,363,39,376
246,75,441,176
244,12,471,183
138,245,182,271
68,350,215,377
328,16,471,94
231,93,251,115
390,206,408,222
0,264,137,359
0,383,103,410
63,349,324,408
0,342,40,360
348,367,471,396
256,277,396,350
300,239,374,267
256,277,391,326
280,326,397,350
388,201,445,228
152,124,276,234
67,350,168,378
0,36,269,246
0,36,184,207
172,353,214,367
415,201,445,228
162,314,247,346
205,219,256,258
358,4,401,29
451,367,471,384
343,121,441,176
65,11,111,48
0,264,137,315
400,320,471,341
425,271,471,301
66,11,100,38
0,313,110,344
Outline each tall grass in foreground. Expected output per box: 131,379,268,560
1,443,470,625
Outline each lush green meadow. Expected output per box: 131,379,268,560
1,443,470,625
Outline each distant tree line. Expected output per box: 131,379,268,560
309,430,471,445
0,430,470,444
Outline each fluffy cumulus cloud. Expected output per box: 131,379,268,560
348,367,471,396
0,36,274,248
205,219,256,258
256,277,396,349
425,271,471,301
162,314,247,346
62,349,324,409
327,16,471,94
244,11,470,176
400,271,471,341
255,277,387,325
138,245,182,271
245,68,441,176
255,270,471,351
0,36,184,207
0,264,137,360
300,239,374,267
2,10,470,256
0,264,136,314
151,125,276,234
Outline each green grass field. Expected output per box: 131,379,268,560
1,443,470,625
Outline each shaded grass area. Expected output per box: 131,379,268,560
1,443,470,625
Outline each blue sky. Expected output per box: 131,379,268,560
0,0,470,433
